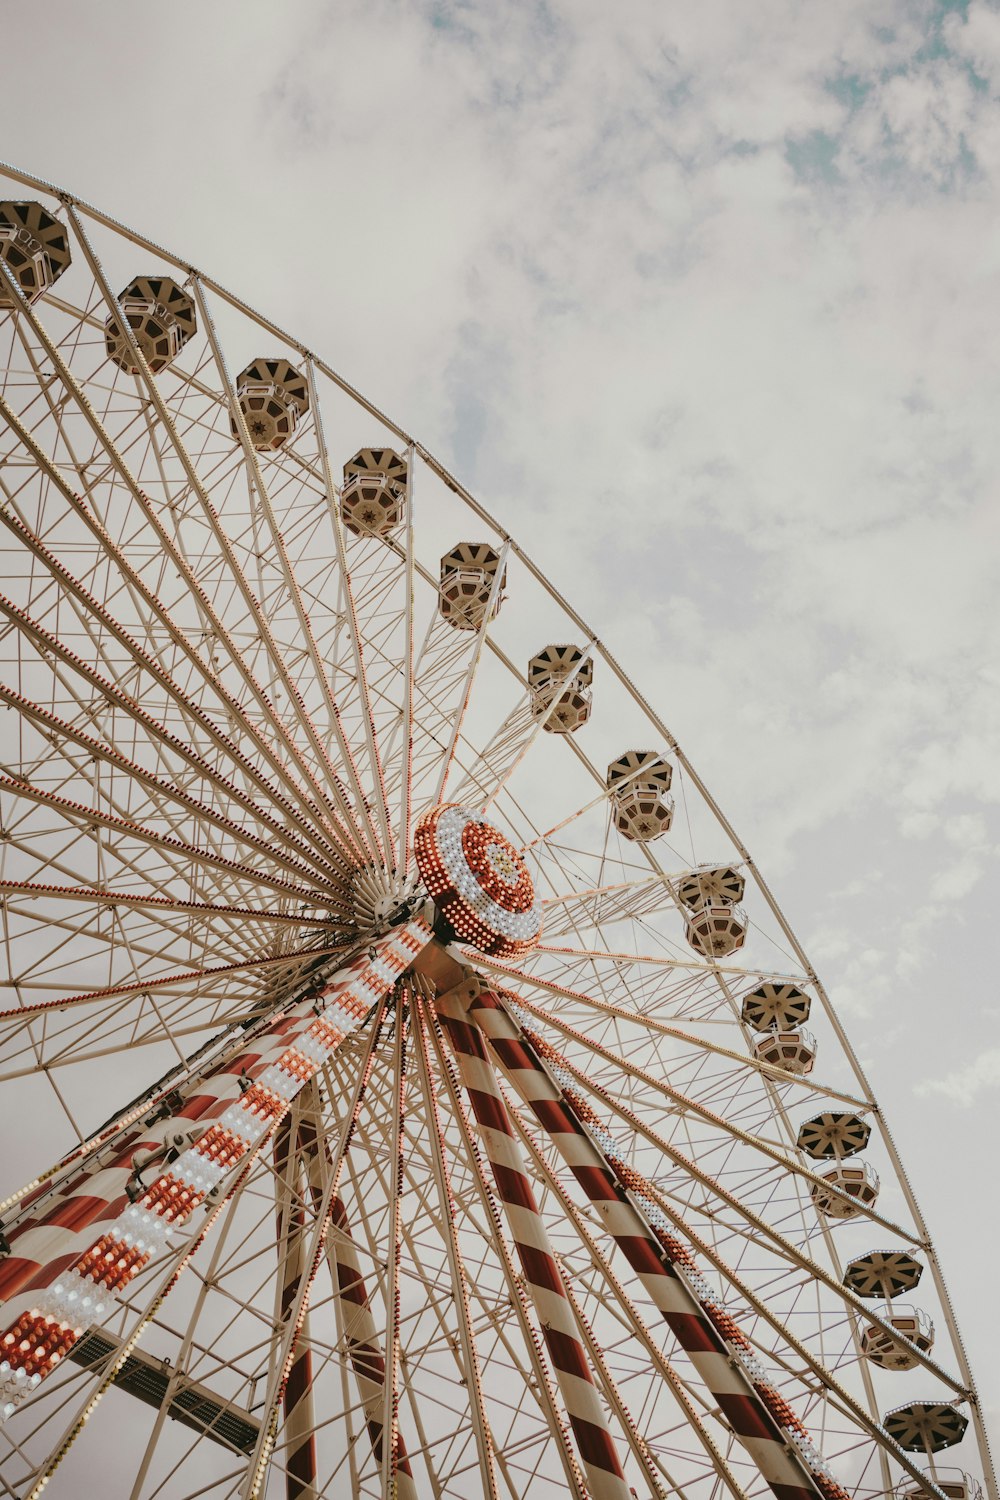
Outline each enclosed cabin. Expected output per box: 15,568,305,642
744,980,814,1072
0,201,71,306
843,1249,923,1301
340,446,407,537
677,865,747,957
897,1472,982,1500
438,542,505,631
607,750,674,842
230,358,309,451
842,1246,935,1371
883,1401,969,1457
796,1111,870,1160
753,1028,817,1075
861,1304,935,1370
742,981,811,1031
810,1160,880,1219
105,276,197,374
527,644,593,734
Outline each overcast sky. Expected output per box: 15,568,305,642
3,0,999,1453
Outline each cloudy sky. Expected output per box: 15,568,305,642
4,0,999,1447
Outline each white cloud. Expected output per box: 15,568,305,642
945,0,1000,92
918,1045,1000,1105
841,58,980,184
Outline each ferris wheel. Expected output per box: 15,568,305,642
0,162,992,1500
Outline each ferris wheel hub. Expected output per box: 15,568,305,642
413,804,541,958
350,863,422,935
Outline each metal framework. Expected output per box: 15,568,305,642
0,163,992,1500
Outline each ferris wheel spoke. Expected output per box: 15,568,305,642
537,874,682,938
476,643,599,814
271,1101,319,1498
434,983,634,1500
446,648,596,816
395,449,418,875
479,966,869,1109
410,984,500,1499
0,772,334,907
451,977,836,1500
442,702,534,809
519,786,625,859
0,981,273,1088
498,977,923,1243
192,280,388,871
239,996,392,1500
17,1115,280,1500
1,310,109,541
336,1110,471,1495
4,244,368,869
306,359,398,872
0,942,342,1034
0,517,354,883
506,1103,752,1500
420,992,591,1500
427,540,512,813
504,998,966,1398
377,997,407,1497
310,525,414,866
346,1060,576,1498
0,763,280,923
0,756,317,923
0,875,293,997
0,954,315,1070
377,534,510,833
0,682,345,896
0,877,332,928
0,593,344,882
522,725,808,972
367,536,511,810
297,1106,422,1499
533,907,710,999
530,942,808,986
0,1004,272,1091
365,591,441,784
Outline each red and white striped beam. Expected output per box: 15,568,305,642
0,919,430,1421
273,1109,319,1500
456,977,848,1500
298,1110,420,1500
435,984,633,1500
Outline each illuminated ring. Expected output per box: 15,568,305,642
413,804,541,958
